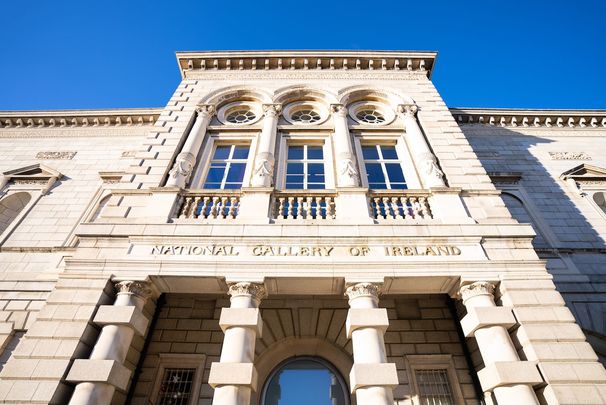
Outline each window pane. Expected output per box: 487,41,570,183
203,182,222,189
232,146,250,159
213,146,231,160
223,183,241,189
365,163,386,186
380,146,398,160
286,182,304,189
288,146,304,160
390,183,408,189
308,163,325,176
226,163,247,183
307,183,325,189
362,146,379,160
307,146,324,160
205,165,226,183
385,163,405,183
287,162,304,175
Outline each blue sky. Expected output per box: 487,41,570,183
1,0,604,110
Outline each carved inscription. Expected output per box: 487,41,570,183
152,245,239,256
385,245,461,256
549,152,592,160
36,151,76,160
252,245,333,256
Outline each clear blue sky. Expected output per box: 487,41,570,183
1,0,604,111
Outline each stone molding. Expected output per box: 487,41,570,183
0,109,160,129
262,103,282,117
330,104,348,117
345,282,381,301
195,103,216,117
227,282,267,301
177,51,435,77
451,108,606,129
397,104,418,117
35,151,77,160
549,151,592,160
115,280,152,300
459,281,495,302
185,70,428,81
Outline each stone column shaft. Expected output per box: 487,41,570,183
165,104,215,188
331,104,359,187
251,104,281,187
346,283,398,405
210,282,266,405
68,281,152,405
398,104,445,188
460,282,540,405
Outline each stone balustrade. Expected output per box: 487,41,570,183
176,191,241,220
369,190,433,220
272,191,337,220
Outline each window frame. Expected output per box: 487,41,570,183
405,355,465,405
353,134,421,190
190,134,256,190
150,353,206,405
277,132,335,190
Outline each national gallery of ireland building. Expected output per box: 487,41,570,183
0,50,606,405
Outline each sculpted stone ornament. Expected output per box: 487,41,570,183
345,282,382,301
253,152,275,179
398,104,418,118
196,104,216,118
115,280,152,300
418,152,445,181
262,104,282,117
459,281,495,303
330,104,348,117
168,151,196,180
228,282,267,302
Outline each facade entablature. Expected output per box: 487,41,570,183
451,108,606,129
176,50,436,79
0,108,161,129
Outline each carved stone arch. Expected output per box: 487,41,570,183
337,85,414,107
253,337,353,405
272,85,338,107
0,192,32,235
199,85,273,108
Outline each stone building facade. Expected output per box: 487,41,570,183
0,50,605,405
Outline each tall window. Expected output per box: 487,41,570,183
285,144,325,189
203,144,249,189
415,369,456,405
362,145,407,189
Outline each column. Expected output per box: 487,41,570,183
345,283,398,405
397,104,446,188
459,281,542,405
67,280,152,405
330,104,359,187
250,104,281,187
209,282,266,405
165,104,215,188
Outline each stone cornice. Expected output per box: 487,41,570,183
176,50,436,79
450,108,606,129
0,108,161,129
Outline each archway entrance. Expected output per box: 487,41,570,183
261,357,349,405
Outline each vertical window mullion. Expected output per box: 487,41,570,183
377,146,391,189
219,145,234,189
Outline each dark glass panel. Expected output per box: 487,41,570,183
288,146,304,160
226,163,247,183
232,145,250,159
213,145,231,160
385,163,405,183
362,146,379,160
380,145,398,160
307,146,324,159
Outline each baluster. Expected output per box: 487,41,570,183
305,196,313,219
410,197,420,218
371,197,380,218
190,196,202,219
381,197,390,219
220,196,228,218
393,196,404,219
420,197,431,218
277,197,285,218
296,196,304,219
199,197,210,218
287,197,295,219
179,196,192,219
210,196,220,218
400,196,409,220
327,196,336,219
387,197,397,219
228,197,238,218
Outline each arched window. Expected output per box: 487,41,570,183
593,192,606,215
0,192,31,235
501,192,548,248
261,357,349,405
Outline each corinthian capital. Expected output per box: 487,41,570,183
228,282,267,302
397,104,418,118
262,104,282,117
459,281,495,303
115,280,152,300
330,104,348,117
345,282,381,301
196,104,215,118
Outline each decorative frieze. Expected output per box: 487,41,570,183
549,151,592,160
36,151,76,160
451,109,606,129
0,110,160,129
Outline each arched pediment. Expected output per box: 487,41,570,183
337,85,414,106
200,86,273,107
